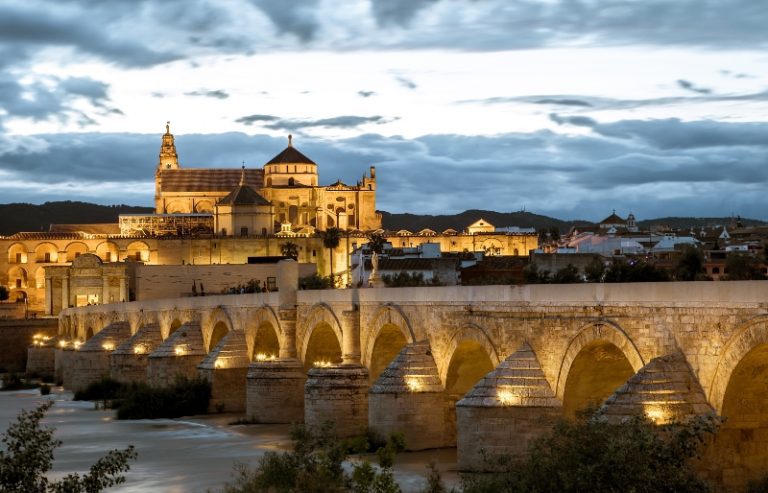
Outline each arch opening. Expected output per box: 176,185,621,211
369,323,407,383
252,321,280,360
304,322,342,371
166,319,182,340
445,340,494,399
209,321,229,352
562,340,634,419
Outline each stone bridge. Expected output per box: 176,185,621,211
56,261,768,490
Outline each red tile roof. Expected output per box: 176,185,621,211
160,169,264,192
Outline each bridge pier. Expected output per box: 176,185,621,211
246,358,306,423
110,324,163,384
69,321,131,391
305,364,369,438
369,341,451,450
198,330,250,413
456,342,562,471
147,322,206,387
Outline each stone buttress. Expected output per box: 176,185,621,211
147,322,206,387
110,323,163,384
368,341,450,450
198,330,250,413
456,342,562,471
68,321,132,391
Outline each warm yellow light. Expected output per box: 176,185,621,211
102,342,115,351
133,344,147,355
313,360,332,368
404,376,422,392
644,405,669,424
255,353,277,362
497,389,520,406
174,345,186,356
59,340,68,348
214,360,225,369
73,341,82,349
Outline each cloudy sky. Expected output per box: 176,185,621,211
1,0,767,221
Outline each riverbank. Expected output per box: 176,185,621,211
0,387,458,492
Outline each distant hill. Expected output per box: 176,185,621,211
637,216,767,230
380,209,591,233
0,201,153,236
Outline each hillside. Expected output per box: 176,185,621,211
0,201,153,236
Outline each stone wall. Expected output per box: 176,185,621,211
0,319,57,373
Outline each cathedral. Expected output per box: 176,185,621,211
149,123,381,236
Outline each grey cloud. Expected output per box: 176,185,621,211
395,76,417,90
235,114,280,125
358,91,376,98
185,89,230,99
677,79,711,95
549,113,597,128
249,0,320,42
535,98,593,107
236,114,393,130
370,0,437,27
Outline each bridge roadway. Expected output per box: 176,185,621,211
56,261,768,490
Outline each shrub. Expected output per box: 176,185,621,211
0,401,136,492
73,377,125,402
39,384,51,396
116,376,211,420
217,423,405,493
0,373,38,391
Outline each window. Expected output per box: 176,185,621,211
712,267,720,274
15,253,22,263
134,252,141,261
16,279,21,289
312,250,316,257
267,277,277,291
288,177,295,186
44,252,51,263
240,227,249,237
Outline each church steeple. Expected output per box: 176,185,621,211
158,121,179,170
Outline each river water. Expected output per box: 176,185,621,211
0,388,458,492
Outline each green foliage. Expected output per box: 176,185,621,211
523,263,550,284
116,376,211,420
73,377,124,402
551,264,582,284
367,234,386,254
0,373,38,391
0,401,136,492
382,272,435,287
300,273,335,290
603,259,670,283
225,278,266,294
674,245,706,281
420,462,449,493
723,253,766,281
0,285,8,302
281,242,299,259
217,424,404,493
461,414,717,493
584,257,606,283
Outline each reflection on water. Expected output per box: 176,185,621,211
0,388,458,492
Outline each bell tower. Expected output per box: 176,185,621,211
158,121,179,170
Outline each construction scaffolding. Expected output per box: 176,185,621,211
119,214,214,237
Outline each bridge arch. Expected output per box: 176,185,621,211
440,323,500,393
301,303,343,370
556,320,644,417
245,306,283,360
161,316,184,340
363,304,416,381
709,315,768,414
204,307,235,352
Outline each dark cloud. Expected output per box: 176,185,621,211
3,119,768,221
235,114,280,125
677,79,711,95
370,0,437,27
395,76,417,90
185,89,230,99
549,113,597,128
358,91,376,98
249,0,320,42
535,98,592,107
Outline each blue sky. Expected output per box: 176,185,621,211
0,0,767,221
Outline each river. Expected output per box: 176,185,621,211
0,388,458,492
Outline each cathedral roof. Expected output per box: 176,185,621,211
265,136,316,165
218,184,271,206
160,168,263,192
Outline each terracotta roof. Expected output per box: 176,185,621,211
599,212,626,225
218,185,271,206
366,257,458,271
160,169,263,193
265,146,316,165
5,232,87,240
49,223,120,235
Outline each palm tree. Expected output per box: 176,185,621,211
367,233,386,254
321,227,342,285
281,241,299,259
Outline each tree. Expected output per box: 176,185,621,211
280,241,299,259
723,253,766,281
0,285,8,302
0,401,136,492
604,259,669,283
523,263,551,284
367,233,386,254
675,245,705,281
461,413,717,493
320,228,343,285
552,264,582,284
584,257,605,283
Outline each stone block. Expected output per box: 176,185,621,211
247,359,306,423
305,365,369,438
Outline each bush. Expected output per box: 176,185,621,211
217,423,405,493
0,401,136,492
460,413,717,493
0,373,38,391
73,377,125,402
116,376,211,420
300,273,335,290
39,384,51,396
